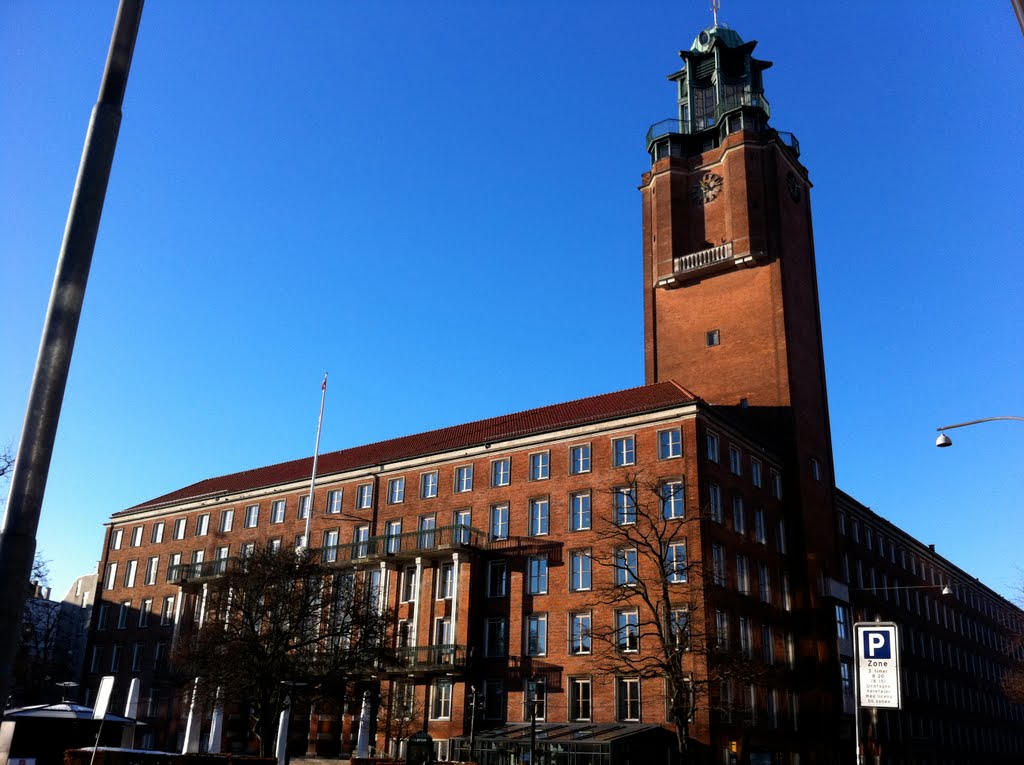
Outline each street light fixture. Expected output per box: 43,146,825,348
935,416,1024,447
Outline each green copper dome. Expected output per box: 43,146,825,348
690,24,744,53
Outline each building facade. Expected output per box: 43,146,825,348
84,20,1024,765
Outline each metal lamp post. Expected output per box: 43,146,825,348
935,416,1023,447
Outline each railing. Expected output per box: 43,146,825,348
387,644,470,671
673,242,734,274
645,91,771,146
168,558,229,582
320,523,486,565
776,131,800,156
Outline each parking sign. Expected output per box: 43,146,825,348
854,622,901,709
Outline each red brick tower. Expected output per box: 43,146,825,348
641,24,845,760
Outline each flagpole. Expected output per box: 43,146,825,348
299,373,328,555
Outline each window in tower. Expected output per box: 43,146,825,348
693,83,716,130
706,329,721,347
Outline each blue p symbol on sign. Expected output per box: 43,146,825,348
863,630,891,659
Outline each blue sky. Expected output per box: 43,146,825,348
2,2,1022,600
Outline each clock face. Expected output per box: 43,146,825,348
691,172,723,205
786,171,802,202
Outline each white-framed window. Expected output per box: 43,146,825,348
615,486,637,525
117,600,131,629
151,521,164,544
706,328,721,346
356,484,373,509
670,608,689,648
754,508,767,544
172,518,186,540
665,542,687,583
385,520,402,554
160,595,175,625
244,504,259,528
418,514,436,548
191,549,205,566
529,452,550,480
430,679,453,720
131,642,144,672
763,625,775,664
570,612,592,655
420,472,438,499
130,526,143,547
740,617,753,658
139,598,152,628
811,457,822,481
659,428,682,459
145,556,159,586
490,503,509,541
297,495,310,519
759,562,771,604
401,566,417,603
109,643,122,672
110,528,123,550
487,559,507,597
737,554,750,594
196,513,210,536
433,616,452,647
454,508,471,543
90,646,103,672
529,498,549,536
706,431,720,462
770,469,782,499
96,604,109,630
786,632,796,668
240,541,255,559
322,529,339,563
570,550,592,592
712,544,725,586
104,562,118,590
387,477,405,504
716,609,729,648
570,491,591,531
525,677,547,720
327,489,343,514
733,496,746,535
455,465,473,493
709,482,723,522
615,610,639,652
569,444,591,475
782,573,792,611
484,617,507,657
124,560,138,588
436,562,454,600
491,458,511,487
220,509,234,533
214,545,229,573
614,547,638,586
353,526,369,558
751,458,763,487
271,500,286,523
166,553,181,582
612,436,635,467
661,479,684,519
729,445,743,475
527,556,548,595
526,614,547,656
570,677,592,721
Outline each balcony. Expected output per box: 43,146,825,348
168,559,229,590
321,523,487,566
385,643,471,674
656,242,766,288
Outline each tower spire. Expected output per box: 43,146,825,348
711,0,720,27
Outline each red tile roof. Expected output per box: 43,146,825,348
120,381,699,514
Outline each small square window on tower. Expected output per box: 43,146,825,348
706,329,721,347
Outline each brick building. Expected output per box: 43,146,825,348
85,20,1024,765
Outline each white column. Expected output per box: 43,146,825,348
355,690,372,758
378,561,388,614
207,687,225,753
181,678,202,753
450,552,461,652
275,698,290,765
411,556,423,647
120,678,140,748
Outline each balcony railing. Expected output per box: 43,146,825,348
320,523,486,565
673,242,733,274
168,558,229,583
386,644,470,672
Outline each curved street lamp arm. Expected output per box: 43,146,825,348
936,416,1024,432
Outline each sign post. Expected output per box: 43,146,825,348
853,622,901,765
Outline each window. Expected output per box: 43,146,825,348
385,520,402,554
491,458,511,487
151,521,164,544
712,544,725,586
740,617,753,658
421,471,438,499
527,556,548,595
355,484,373,509
782,573,792,611
97,604,109,630
436,562,454,600
417,515,436,548
145,556,159,586
569,444,591,474
190,512,208,537
570,492,591,531
811,457,822,481
529,498,549,535
220,509,234,533
570,550,592,592
754,508,767,544
737,554,750,594
104,562,118,590
489,504,509,541
786,632,796,668
729,446,743,475
614,548,638,586
612,436,635,467
526,614,548,656
733,496,746,535
90,646,103,673
570,678,592,721
131,642,144,672
110,644,122,672
615,486,637,525
776,519,787,553
840,660,853,697
525,678,547,721
665,542,687,583
751,458,763,487
130,526,143,547
352,526,369,559
659,428,682,459
297,495,310,519
763,625,775,664
160,596,175,625
401,566,417,603
758,562,771,604
117,600,130,629
716,609,729,648
433,617,452,647
706,329,721,347
124,560,138,588
709,482,723,522
240,541,255,558
770,469,782,499
110,528,123,550
617,678,641,721
214,546,229,573
487,559,507,598
166,553,180,582
244,504,259,528
670,608,689,648
570,612,592,655
173,518,186,540
139,598,152,628
322,529,339,563
455,465,473,493
484,618,506,657
661,479,684,519
483,680,505,720
706,431,720,462
835,604,849,641
454,509,471,543
387,477,405,504
430,679,452,720
327,489,343,514
529,452,550,481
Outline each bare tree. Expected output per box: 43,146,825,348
12,554,73,705
377,679,423,758
172,547,394,756
585,470,764,762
